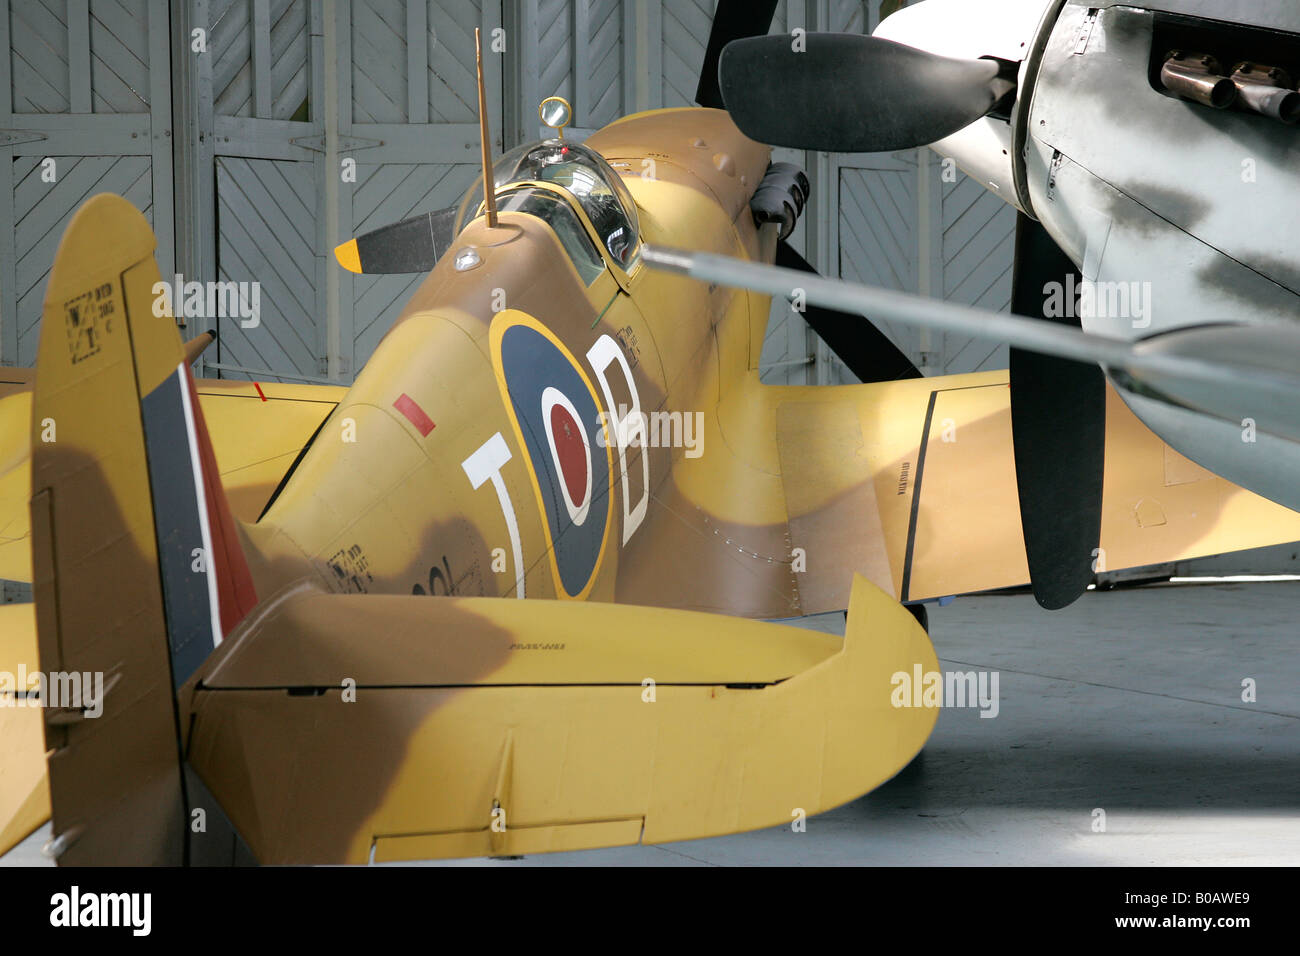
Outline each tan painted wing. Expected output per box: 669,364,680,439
771,372,1300,605
0,375,342,583
0,604,48,857
189,574,937,863
0,370,33,583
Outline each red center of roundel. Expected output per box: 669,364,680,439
549,403,588,506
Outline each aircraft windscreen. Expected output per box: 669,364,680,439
455,140,641,270
496,188,606,286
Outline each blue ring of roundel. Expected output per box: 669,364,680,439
499,323,610,597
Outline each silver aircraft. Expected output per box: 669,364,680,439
657,0,1300,608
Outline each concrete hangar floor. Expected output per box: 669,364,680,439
5,580,1297,867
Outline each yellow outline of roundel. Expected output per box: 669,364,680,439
489,309,615,601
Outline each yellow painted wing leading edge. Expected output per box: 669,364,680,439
0,376,344,584
0,604,49,857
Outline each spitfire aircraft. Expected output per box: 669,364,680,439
710,0,1300,609
3,14,1300,867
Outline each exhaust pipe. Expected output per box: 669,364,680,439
1231,62,1300,124
1160,53,1237,109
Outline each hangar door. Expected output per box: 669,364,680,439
0,0,173,367
194,0,504,382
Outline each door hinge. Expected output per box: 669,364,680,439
1047,150,1065,201
291,134,383,154
0,129,48,148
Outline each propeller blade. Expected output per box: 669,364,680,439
776,241,920,382
1009,215,1105,611
696,0,780,109
182,329,216,366
334,206,459,275
719,33,1013,152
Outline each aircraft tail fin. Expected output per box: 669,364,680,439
29,193,256,864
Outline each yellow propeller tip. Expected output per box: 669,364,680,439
334,239,362,274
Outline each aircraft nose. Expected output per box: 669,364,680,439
873,0,1055,65
870,0,1059,212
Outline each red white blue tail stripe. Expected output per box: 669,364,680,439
140,363,257,687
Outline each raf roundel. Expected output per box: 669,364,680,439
491,312,613,599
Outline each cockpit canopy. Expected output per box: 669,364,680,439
454,139,641,271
